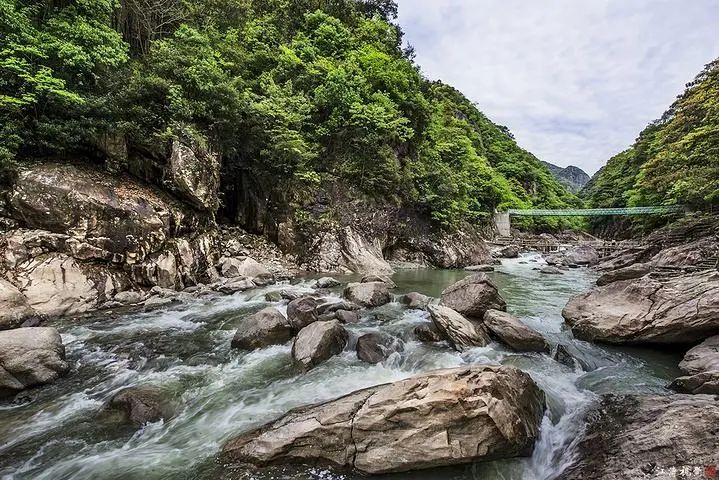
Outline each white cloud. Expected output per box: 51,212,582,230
396,0,719,174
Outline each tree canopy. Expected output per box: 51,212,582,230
1,0,580,230
584,59,719,213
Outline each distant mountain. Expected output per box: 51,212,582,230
541,161,590,193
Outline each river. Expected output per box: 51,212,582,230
0,254,681,480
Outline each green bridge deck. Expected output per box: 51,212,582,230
506,206,686,217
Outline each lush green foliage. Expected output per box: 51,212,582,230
1,0,579,229
0,0,127,179
584,59,719,212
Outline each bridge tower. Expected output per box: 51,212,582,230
493,211,511,237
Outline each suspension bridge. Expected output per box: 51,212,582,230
493,205,686,237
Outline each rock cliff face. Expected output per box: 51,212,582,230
0,147,497,323
280,208,494,274
0,160,220,324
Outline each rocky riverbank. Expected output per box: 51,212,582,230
0,240,699,479
554,215,719,476
0,257,572,476
0,158,498,331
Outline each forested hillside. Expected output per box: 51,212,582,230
584,59,719,213
1,0,579,232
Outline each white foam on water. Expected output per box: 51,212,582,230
0,393,103,456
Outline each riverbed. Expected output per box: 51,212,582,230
0,254,681,480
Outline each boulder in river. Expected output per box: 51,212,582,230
427,304,491,351
563,245,599,266
286,297,319,331
0,327,69,398
142,296,179,312
669,335,719,394
316,300,360,316
563,271,719,344
264,291,282,302
464,265,495,272
560,394,719,479
215,277,255,294
315,277,341,289
231,307,293,351
360,274,396,288
539,266,563,275
334,310,360,324
343,282,392,308
0,278,39,330
483,310,549,353
439,273,506,319
399,292,431,310
108,385,176,426
595,262,651,286
414,323,444,343
670,371,719,395
292,320,348,370
113,290,145,305
678,335,719,374
222,365,545,474
356,332,404,364
498,245,520,258
544,253,563,266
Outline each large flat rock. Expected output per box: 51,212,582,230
563,271,719,344
223,365,545,475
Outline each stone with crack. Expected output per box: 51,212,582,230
222,365,545,474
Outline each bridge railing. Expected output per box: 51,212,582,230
506,206,686,217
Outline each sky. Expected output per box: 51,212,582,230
396,0,719,175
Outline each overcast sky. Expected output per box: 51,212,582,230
396,0,719,174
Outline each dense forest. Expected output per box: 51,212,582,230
583,58,719,227
0,0,581,233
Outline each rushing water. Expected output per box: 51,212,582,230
0,254,681,480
